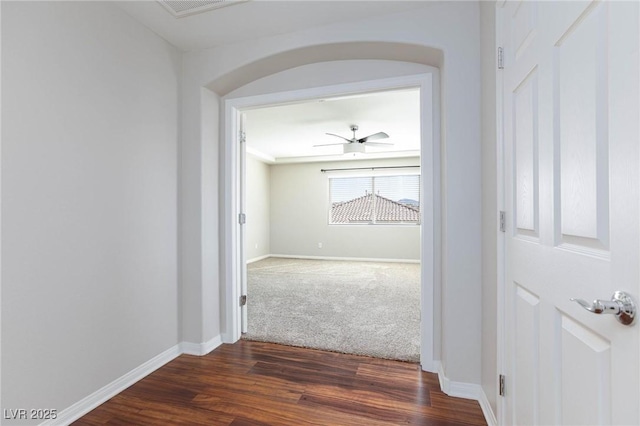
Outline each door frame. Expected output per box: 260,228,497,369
222,72,441,371
495,2,507,424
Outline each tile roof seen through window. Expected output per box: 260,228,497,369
331,193,420,223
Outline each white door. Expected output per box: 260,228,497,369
501,1,639,425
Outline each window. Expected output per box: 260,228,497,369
329,174,420,224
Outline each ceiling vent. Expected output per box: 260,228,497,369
158,0,248,18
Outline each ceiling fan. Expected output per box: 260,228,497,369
313,125,393,154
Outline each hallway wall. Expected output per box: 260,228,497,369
1,2,180,419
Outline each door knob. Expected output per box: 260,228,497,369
570,291,636,326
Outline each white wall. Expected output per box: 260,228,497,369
269,158,420,261
246,155,271,261
200,88,221,344
480,1,498,415
182,1,482,385
228,59,435,99
1,1,180,420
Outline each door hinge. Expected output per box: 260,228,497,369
239,131,246,144
499,210,506,232
498,47,504,69
240,295,247,306
238,213,246,225
499,374,506,396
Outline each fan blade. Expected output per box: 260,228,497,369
363,141,394,147
358,132,389,143
313,143,347,147
326,133,352,142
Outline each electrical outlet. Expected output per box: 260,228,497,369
318,242,323,249
255,243,258,249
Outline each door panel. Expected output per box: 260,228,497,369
560,314,611,425
555,2,608,247
513,284,540,425
511,0,537,60
501,1,639,424
513,69,539,237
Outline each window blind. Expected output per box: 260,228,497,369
329,175,420,224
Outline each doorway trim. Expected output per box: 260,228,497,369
222,72,441,371
495,3,506,424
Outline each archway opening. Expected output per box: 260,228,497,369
204,43,443,371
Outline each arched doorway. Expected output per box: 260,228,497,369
208,48,441,371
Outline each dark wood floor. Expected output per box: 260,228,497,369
74,341,487,425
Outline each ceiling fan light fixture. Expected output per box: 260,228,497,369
343,143,366,155
313,125,392,156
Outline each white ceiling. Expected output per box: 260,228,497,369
244,88,420,164
116,1,424,164
116,1,431,52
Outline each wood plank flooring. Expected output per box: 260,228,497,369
74,341,487,425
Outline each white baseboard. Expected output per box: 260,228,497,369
44,336,224,426
420,358,438,374
44,344,182,426
477,387,498,426
437,363,497,426
247,254,271,264
180,335,223,356
269,254,420,264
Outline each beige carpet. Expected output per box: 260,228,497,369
243,257,421,362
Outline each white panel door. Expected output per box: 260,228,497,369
501,1,639,424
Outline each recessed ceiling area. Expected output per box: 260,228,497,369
158,0,247,18
244,88,421,164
